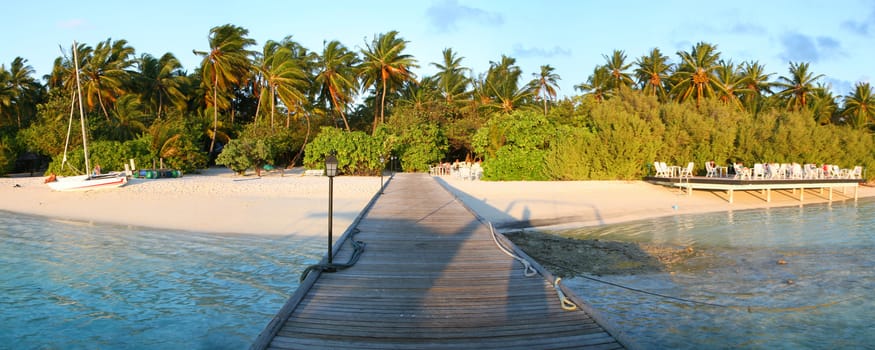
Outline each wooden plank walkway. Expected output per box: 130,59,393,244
251,173,625,350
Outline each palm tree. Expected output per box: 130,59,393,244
397,77,439,113
0,67,12,127
314,40,359,131
672,42,721,107
775,61,824,111
634,48,671,100
360,30,418,133
482,55,532,113
430,48,470,106
738,60,774,113
711,60,747,109
253,38,308,128
575,65,611,102
136,53,188,118
4,57,42,128
107,94,149,141
530,65,560,115
811,84,838,125
842,82,875,128
80,38,135,121
193,24,256,154
603,50,633,91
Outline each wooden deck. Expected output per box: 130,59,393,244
645,175,860,203
251,173,626,350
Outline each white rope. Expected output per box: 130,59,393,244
488,222,537,277
553,277,579,311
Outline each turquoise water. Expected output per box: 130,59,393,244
0,211,323,349
3,199,873,349
559,198,875,349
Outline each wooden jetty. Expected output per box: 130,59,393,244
251,173,626,350
645,176,860,203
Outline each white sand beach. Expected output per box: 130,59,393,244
1,168,872,236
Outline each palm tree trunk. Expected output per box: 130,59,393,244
209,70,218,155
330,91,351,131
98,94,111,122
291,110,311,167
542,92,548,116
270,87,276,128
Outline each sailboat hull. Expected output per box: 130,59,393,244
47,174,128,191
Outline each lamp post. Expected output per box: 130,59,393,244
325,152,338,265
391,155,397,175
379,155,385,194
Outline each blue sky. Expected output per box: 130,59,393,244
2,0,873,98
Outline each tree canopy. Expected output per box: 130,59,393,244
1,27,873,180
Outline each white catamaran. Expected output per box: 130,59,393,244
46,41,127,191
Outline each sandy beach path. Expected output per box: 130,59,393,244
0,168,381,237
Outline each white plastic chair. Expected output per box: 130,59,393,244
654,162,669,177
678,162,694,177
734,163,751,180
850,166,863,179
705,161,716,177
753,163,765,179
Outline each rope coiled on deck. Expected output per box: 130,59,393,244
300,228,366,282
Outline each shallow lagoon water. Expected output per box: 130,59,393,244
559,198,875,349
2,197,873,349
0,211,323,349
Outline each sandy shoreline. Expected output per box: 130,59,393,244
1,168,872,237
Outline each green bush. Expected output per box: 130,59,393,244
382,111,448,172
216,138,272,175
304,127,385,175
473,111,555,180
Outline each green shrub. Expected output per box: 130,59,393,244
304,127,385,175
474,111,555,180
216,138,272,175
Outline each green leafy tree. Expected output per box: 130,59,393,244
842,82,875,129
80,38,135,121
575,66,611,102
304,126,384,175
531,65,560,115
472,111,555,180
672,42,721,107
252,38,308,128
193,24,256,154
738,60,774,113
135,53,188,118
431,48,470,106
811,84,838,125
216,137,273,175
314,40,359,131
634,48,671,101
775,61,824,111
480,55,532,113
603,50,634,91
360,31,418,133
711,60,747,109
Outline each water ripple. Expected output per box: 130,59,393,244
0,210,322,349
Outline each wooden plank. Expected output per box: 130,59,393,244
252,173,625,350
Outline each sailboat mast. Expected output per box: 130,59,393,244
71,41,91,178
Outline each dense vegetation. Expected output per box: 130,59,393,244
1,25,873,180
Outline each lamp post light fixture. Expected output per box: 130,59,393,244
379,155,385,194
325,152,338,265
